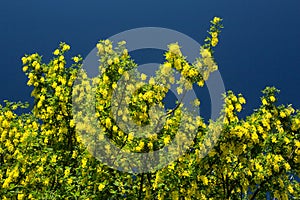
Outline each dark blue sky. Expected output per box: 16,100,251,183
1,0,300,118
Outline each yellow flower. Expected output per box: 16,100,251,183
97,43,104,53
122,115,128,122
5,111,14,119
162,62,172,74
174,59,182,70
118,68,124,74
188,68,198,77
17,193,25,200
59,55,64,61
123,49,128,56
197,80,204,87
2,177,11,188
164,135,171,145
284,137,290,144
70,119,75,128
127,132,134,141
177,87,183,95
168,43,182,56
44,178,50,186
273,164,279,172
274,155,283,163
200,175,209,185
284,163,291,171
181,170,190,177
262,98,268,105
228,104,234,111
62,44,70,51
51,155,57,163
123,71,130,80
247,170,252,176
52,82,57,88
193,98,200,106
53,49,60,55
112,125,118,132
149,77,155,85
271,136,277,143
98,183,106,191
105,118,112,128
148,142,153,150
22,66,28,72
113,57,120,64
235,103,242,112
82,158,87,168
200,48,211,58
67,178,73,185
37,166,44,173
211,32,218,38
104,46,111,53
211,37,219,47
269,96,276,102
103,74,109,83
112,82,117,89
255,163,263,172
64,168,70,177
141,73,147,81
107,59,113,65
169,76,175,84
104,39,110,45
288,185,294,193
251,133,259,143
21,57,28,65
213,17,221,24
72,150,78,159
73,56,79,63
135,146,142,152
238,97,246,104
184,81,193,90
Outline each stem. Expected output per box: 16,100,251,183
152,90,187,134
111,134,129,166
138,173,145,200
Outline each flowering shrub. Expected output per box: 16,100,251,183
1,17,300,199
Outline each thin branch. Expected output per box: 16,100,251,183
138,173,145,200
152,90,187,134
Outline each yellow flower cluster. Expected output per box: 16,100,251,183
202,16,223,49
223,91,246,124
1,17,300,199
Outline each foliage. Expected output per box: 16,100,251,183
0,17,299,199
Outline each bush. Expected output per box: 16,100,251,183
0,17,299,199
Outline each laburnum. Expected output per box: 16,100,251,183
1,17,299,200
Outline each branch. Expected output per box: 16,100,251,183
152,89,187,134
138,173,145,200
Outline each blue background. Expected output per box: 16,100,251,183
0,0,300,119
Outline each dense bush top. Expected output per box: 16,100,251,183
0,17,299,199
